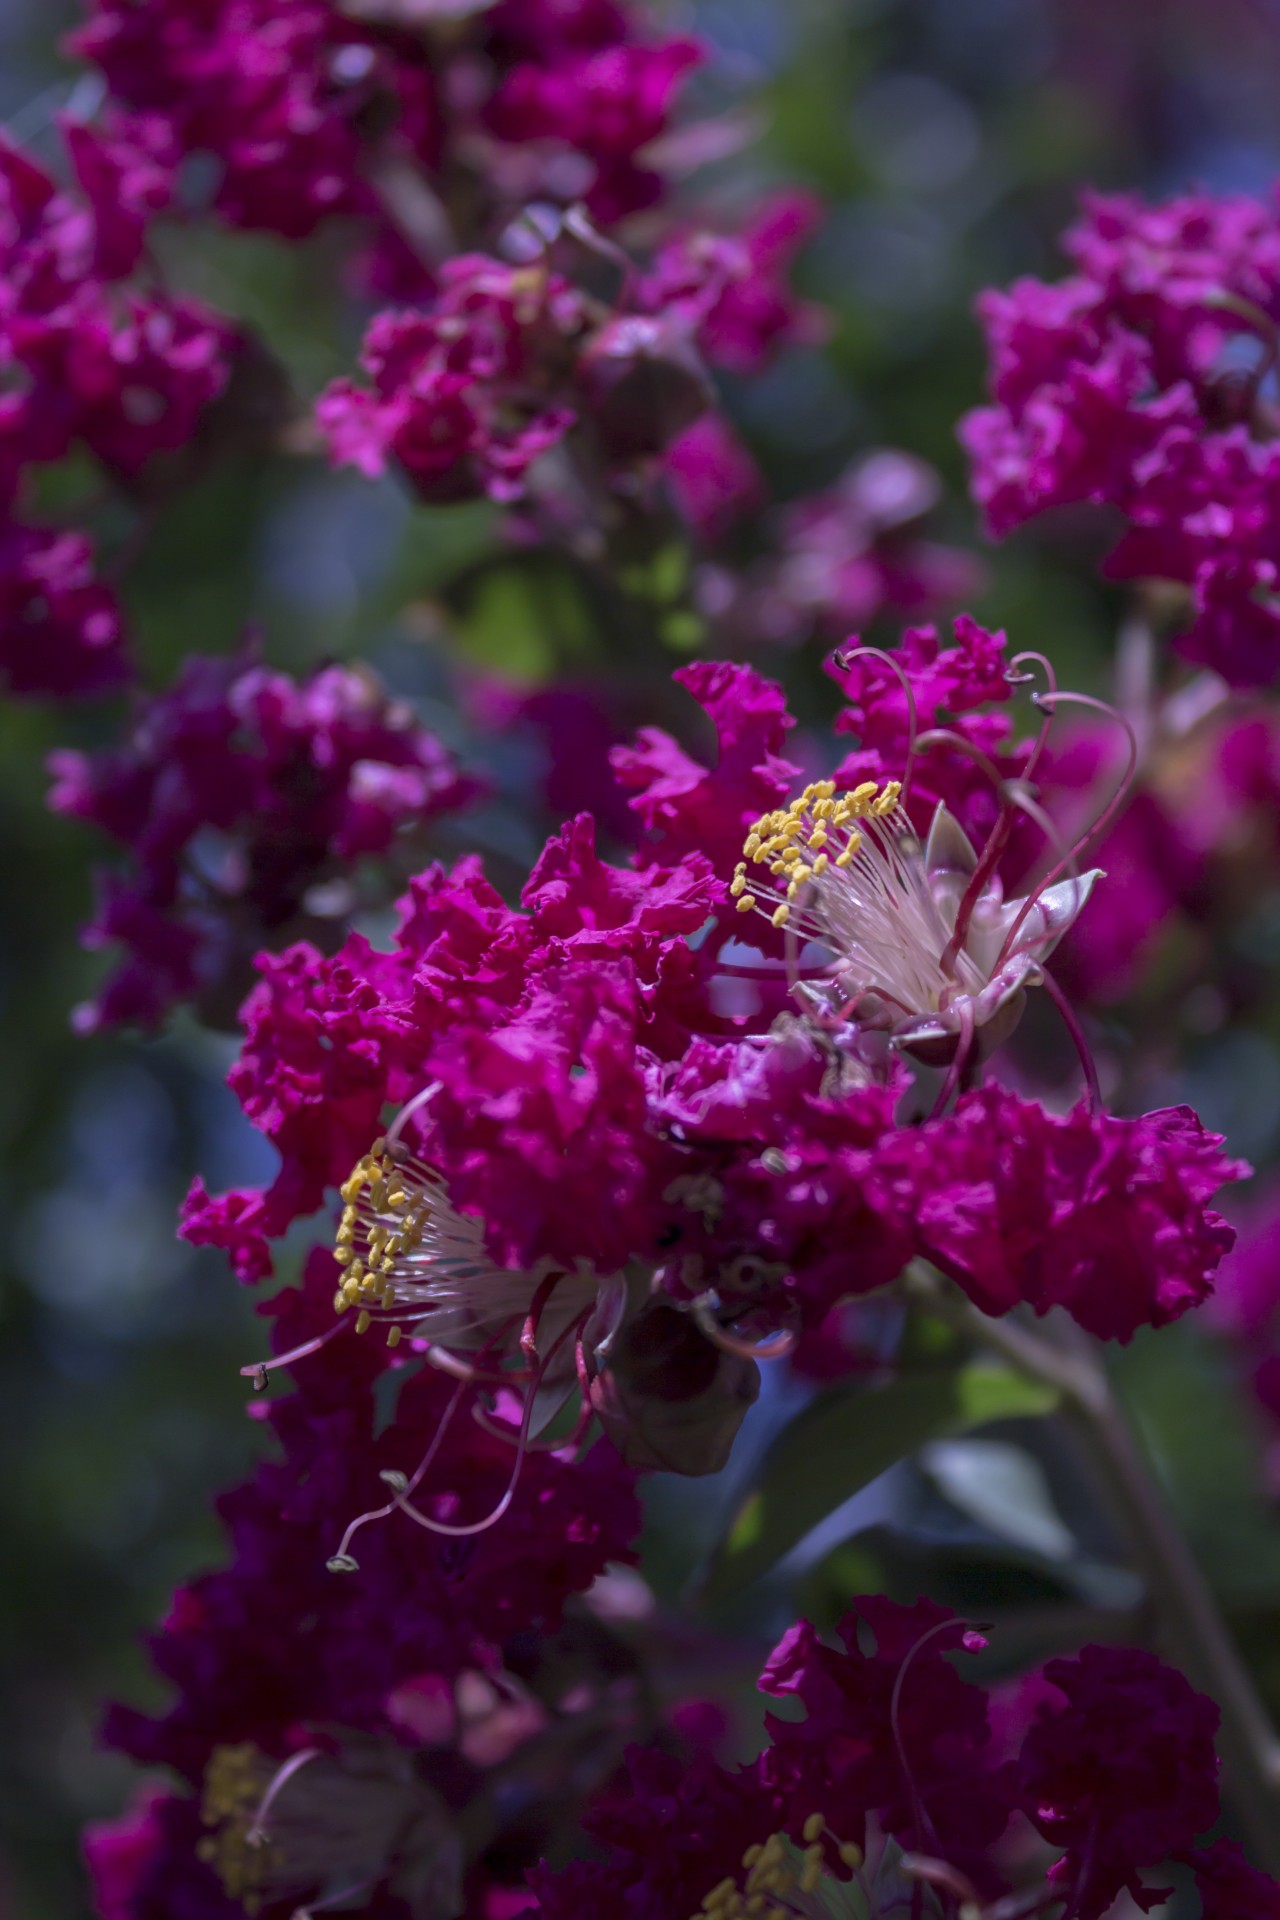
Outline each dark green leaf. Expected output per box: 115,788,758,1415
702,1365,1060,1602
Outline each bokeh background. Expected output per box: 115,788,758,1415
10,0,1280,1913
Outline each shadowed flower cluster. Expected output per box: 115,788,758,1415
964,189,1280,686
50,646,479,1031
532,1598,1265,1920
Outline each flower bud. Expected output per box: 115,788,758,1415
579,314,713,458
588,1296,759,1476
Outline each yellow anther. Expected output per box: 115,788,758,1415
802,1814,825,1844
334,1246,354,1266
730,873,746,897
743,833,762,858
811,798,836,821
871,780,902,815
786,879,801,900
838,1842,864,1870
771,904,790,929
814,779,835,798
812,852,829,876
808,827,828,850
387,1325,402,1347
800,1855,823,1894
835,834,862,867
386,1189,408,1209
355,1309,371,1334
736,895,756,914
742,1846,763,1870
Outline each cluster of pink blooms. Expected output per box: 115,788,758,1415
0,121,241,694
178,622,1246,1362
533,1601,1269,1920
48,647,479,1031
964,189,1280,687
4,0,1278,1913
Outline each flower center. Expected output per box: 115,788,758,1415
334,1140,512,1346
732,776,975,1022
197,1744,281,1912
690,1816,864,1920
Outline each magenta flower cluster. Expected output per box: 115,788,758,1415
531,1599,1268,1920
49,647,479,1031
0,124,240,695
181,622,1245,1348
964,189,1280,686
4,0,1277,1914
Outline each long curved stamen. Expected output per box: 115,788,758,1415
833,643,920,805
246,1749,324,1847
241,1318,350,1392
385,1080,442,1149
998,690,1137,959
1038,967,1102,1112
1006,649,1060,787
928,995,976,1119
690,1291,796,1361
888,1616,978,1858
292,1875,377,1920
326,1374,469,1571
389,1361,540,1539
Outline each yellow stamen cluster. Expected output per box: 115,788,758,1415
333,1141,425,1342
198,1745,279,1912
687,1815,863,1920
731,779,902,929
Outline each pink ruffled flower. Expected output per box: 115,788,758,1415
485,33,703,223
318,260,583,504
50,648,478,1031
903,1087,1247,1340
0,523,129,698
638,191,826,375
0,128,237,497
71,0,439,240
1017,1644,1221,1918
90,1250,640,1920
759,1598,1007,1879
1186,1840,1280,1918
962,188,1280,685
765,451,985,642
664,415,764,543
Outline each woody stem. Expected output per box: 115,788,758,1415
909,1268,1280,1872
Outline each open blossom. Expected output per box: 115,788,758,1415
84,1251,642,1920
962,188,1280,686
0,124,237,497
71,0,440,240
902,1086,1247,1339
49,648,478,1031
731,776,1099,1063
181,636,1246,1455
482,16,703,225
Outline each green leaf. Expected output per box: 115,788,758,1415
702,1364,1059,1603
